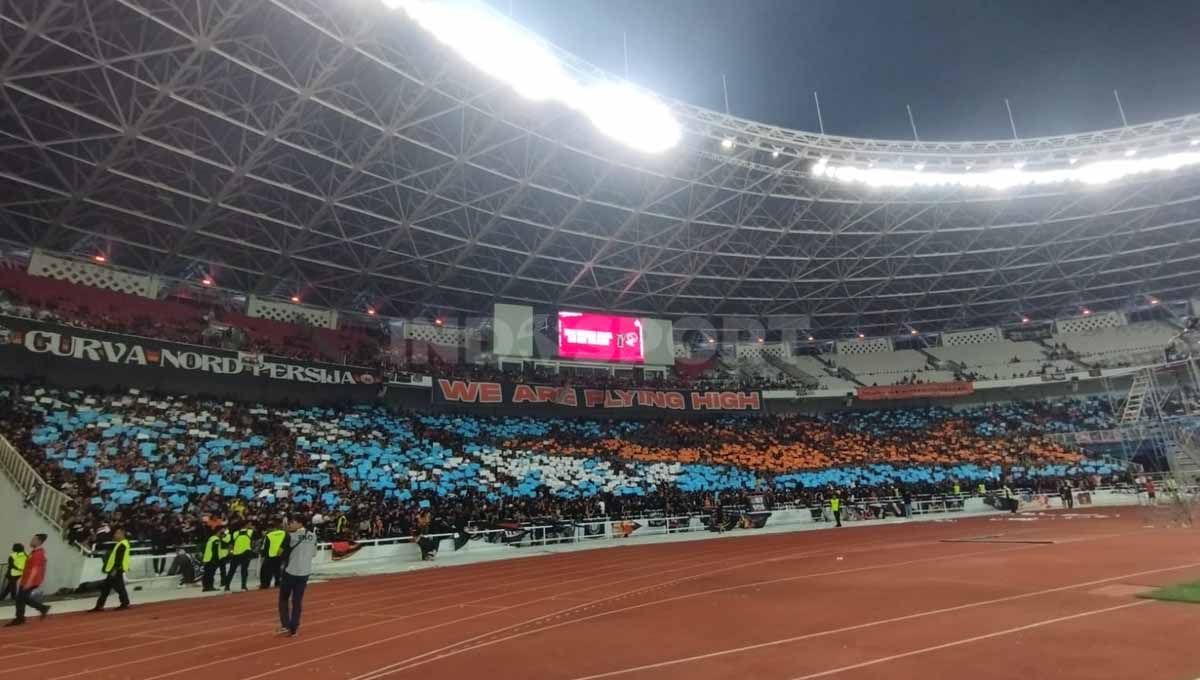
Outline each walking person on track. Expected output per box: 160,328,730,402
278,516,317,637
830,491,843,528
5,534,49,626
91,527,132,611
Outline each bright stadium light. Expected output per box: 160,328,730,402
720,137,735,150
1068,157,1080,165
385,0,681,154
1124,148,1138,157
1192,139,1200,146
814,149,1200,190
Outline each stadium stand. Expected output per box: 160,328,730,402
828,349,958,386
0,267,385,365
1051,321,1178,368
929,339,1075,381
0,381,1122,549
787,355,859,391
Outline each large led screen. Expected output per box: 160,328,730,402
557,311,644,363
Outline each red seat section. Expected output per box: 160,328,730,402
0,268,382,363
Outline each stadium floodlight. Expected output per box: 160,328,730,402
814,149,1200,190
771,148,781,159
384,0,681,154
291,295,301,303
913,162,926,171
1021,316,1031,324
1149,297,1160,306
93,254,107,263
1124,148,1138,157
1068,157,1080,165
201,277,213,287
1013,160,1026,170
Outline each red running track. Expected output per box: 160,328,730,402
2,511,1199,680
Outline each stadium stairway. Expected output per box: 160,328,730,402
763,354,819,388
0,434,89,594
1035,337,1094,372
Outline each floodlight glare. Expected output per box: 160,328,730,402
386,0,681,154
817,150,1200,190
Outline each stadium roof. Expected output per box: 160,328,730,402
0,0,1198,338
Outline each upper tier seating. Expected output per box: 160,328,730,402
0,268,384,364
929,340,1076,380
1053,322,1177,368
787,355,858,391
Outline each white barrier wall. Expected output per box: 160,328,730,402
493,304,534,358
89,490,1147,591
0,471,87,594
29,250,161,299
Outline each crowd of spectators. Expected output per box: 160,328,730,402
0,379,1126,554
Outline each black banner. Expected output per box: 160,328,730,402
432,379,763,413
0,315,381,404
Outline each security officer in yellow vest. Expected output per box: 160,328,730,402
90,527,131,611
226,521,255,592
201,527,224,592
214,526,232,591
829,492,843,528
260,521,287,590
1,543,25,601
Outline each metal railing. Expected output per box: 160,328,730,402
0,432,69,530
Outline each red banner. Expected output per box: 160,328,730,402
855,381,974,401
432,380,762,412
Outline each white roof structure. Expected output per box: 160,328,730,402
0,0,1197,338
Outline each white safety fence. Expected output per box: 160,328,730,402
0,433,69,529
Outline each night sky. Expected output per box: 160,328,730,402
496,0,1200,141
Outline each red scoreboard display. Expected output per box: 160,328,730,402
556,311,644,364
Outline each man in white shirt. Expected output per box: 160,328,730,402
277,516,317,637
